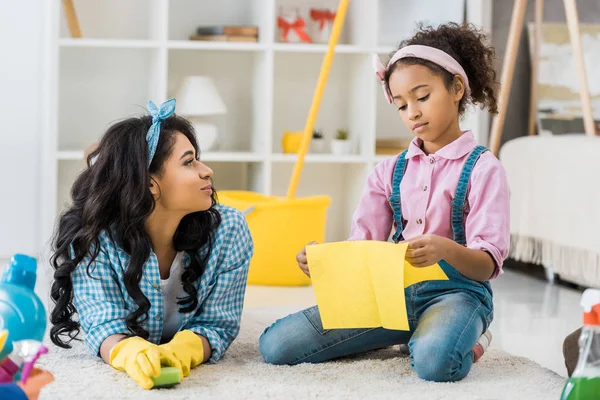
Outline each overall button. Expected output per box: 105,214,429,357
422,185,428,191
152,283,159,290
417,218,423,225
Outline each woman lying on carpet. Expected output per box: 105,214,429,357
260,22,508,383
49,99,253,389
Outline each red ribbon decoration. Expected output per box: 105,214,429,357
310,9,336,31
277,16,312,43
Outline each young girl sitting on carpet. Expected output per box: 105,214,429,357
259,23,509,383
49,99,253,389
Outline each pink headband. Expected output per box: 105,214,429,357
373,45,471,104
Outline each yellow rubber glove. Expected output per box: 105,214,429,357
0,330,7,352
109,337,182,389
159,330,205,377
0,330,10,360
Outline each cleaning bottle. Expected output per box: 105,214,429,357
0,340,48,383
0,254,47,359
560,289,600,400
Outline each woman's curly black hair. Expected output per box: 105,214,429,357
49,114,221,348
384,22,498,116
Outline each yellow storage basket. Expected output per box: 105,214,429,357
218,190,331,286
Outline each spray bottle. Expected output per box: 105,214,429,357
0,254,47,383
560,289,600,399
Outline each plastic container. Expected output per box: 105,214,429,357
560,289,600,399
0,255,47,358
218,191,330,286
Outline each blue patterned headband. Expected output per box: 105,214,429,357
146,98,176,165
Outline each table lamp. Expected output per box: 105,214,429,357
176,76,227,151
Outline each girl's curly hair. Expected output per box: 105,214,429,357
384,22,498,116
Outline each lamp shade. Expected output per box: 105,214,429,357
175,76,227,116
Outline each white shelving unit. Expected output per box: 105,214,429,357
41,0,491,249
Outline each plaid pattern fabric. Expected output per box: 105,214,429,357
71,205,253,363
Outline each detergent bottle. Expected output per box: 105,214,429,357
0,254,47,358
560,289,600,400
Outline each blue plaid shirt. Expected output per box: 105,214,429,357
71,205,253,363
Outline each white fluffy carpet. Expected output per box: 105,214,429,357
37,307,566,399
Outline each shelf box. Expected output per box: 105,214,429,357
58,47,160,150
59,0,163,40
272,52,372,157
168,49,270,154
169,0,272,42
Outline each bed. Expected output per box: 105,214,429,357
500,135,600,288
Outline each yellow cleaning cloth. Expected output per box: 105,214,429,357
306,241,448,330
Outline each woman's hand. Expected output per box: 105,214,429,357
296,241,317,277
405,234,451,267
108,336,181,390
159,330,205,377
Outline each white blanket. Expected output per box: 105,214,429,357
500,135,600,287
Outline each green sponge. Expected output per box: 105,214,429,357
151,367,182,389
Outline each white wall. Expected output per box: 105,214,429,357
463,0,493,145
0,1,44,264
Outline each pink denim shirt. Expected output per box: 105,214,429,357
348,131,510,279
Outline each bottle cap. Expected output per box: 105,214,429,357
581,289,600,326
2,254,37,289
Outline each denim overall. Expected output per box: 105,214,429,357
259,145,495,382
390,145,494,311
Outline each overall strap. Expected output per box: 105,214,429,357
390,150,409,243
451,145,488,245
